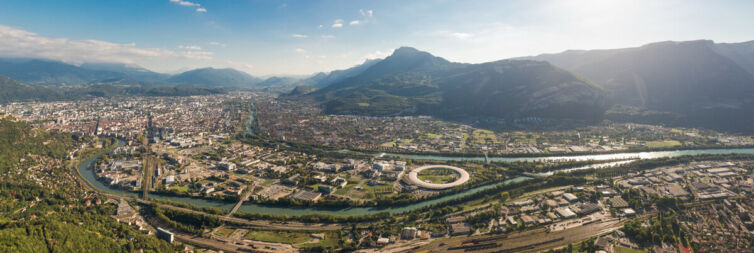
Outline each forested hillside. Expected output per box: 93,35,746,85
0,117,177,252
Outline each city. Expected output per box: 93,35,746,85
2,1,754,253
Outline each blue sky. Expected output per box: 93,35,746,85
1,0,753,76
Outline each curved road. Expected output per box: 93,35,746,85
407,165,470,189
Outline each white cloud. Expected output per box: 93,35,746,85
451,32,473,40
320,35,335,39
224,60,254,74
294,48,306,53
170,0,199,7
208,41,226,47
0,24,213,65
363,49,390,60
169,0,206,12
179,45,202,50
348,9,374,26
291,34,308,38
360,9,373,18
318,24,323,29
332,19,344,28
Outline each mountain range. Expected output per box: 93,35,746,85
0,58,280,88
0,75,225,103
282,40,754,132
301,47,605,121
519,40,754,131
1,39,754,132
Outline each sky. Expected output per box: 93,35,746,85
1,0,753,76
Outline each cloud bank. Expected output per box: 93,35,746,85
0,25,213,65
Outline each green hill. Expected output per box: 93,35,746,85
0,75,61,103
0,118,177,251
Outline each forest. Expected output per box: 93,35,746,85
0,117,178,252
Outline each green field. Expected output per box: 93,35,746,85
425,133,442,138
215,227,236,237
300,232,342,249
614,246,647,253
169,185,189,193
418,175,457,184
245,230,314,245
365,185,393,194
645,140,682,148
470,129,500,144
334,183,357,195
261,179,275,186
380,142,397,147
418,168,459,184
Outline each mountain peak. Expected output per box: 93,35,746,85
392,46,421,55
389,47,437,59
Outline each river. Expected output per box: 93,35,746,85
244,103,255,137
77,140,754,216
77,141,531,215
381,147,754,163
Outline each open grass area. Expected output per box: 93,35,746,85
245,230,314,245
169,185,189,193
614,246,647,253
425,133,442,139
645,140,682,148
470,129,500,144
300,232,341,249
334,183,357,195
363,184,393,194
215,227,236,237
380,142,396,147
261,179,275,186
418,174,457,184
417,167,459,184
305,184,319,191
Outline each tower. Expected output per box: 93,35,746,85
92,117,100,136
147,114,155,143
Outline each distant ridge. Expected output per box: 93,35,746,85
301,47,605,121
167,67,262,88
521,40,754,131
